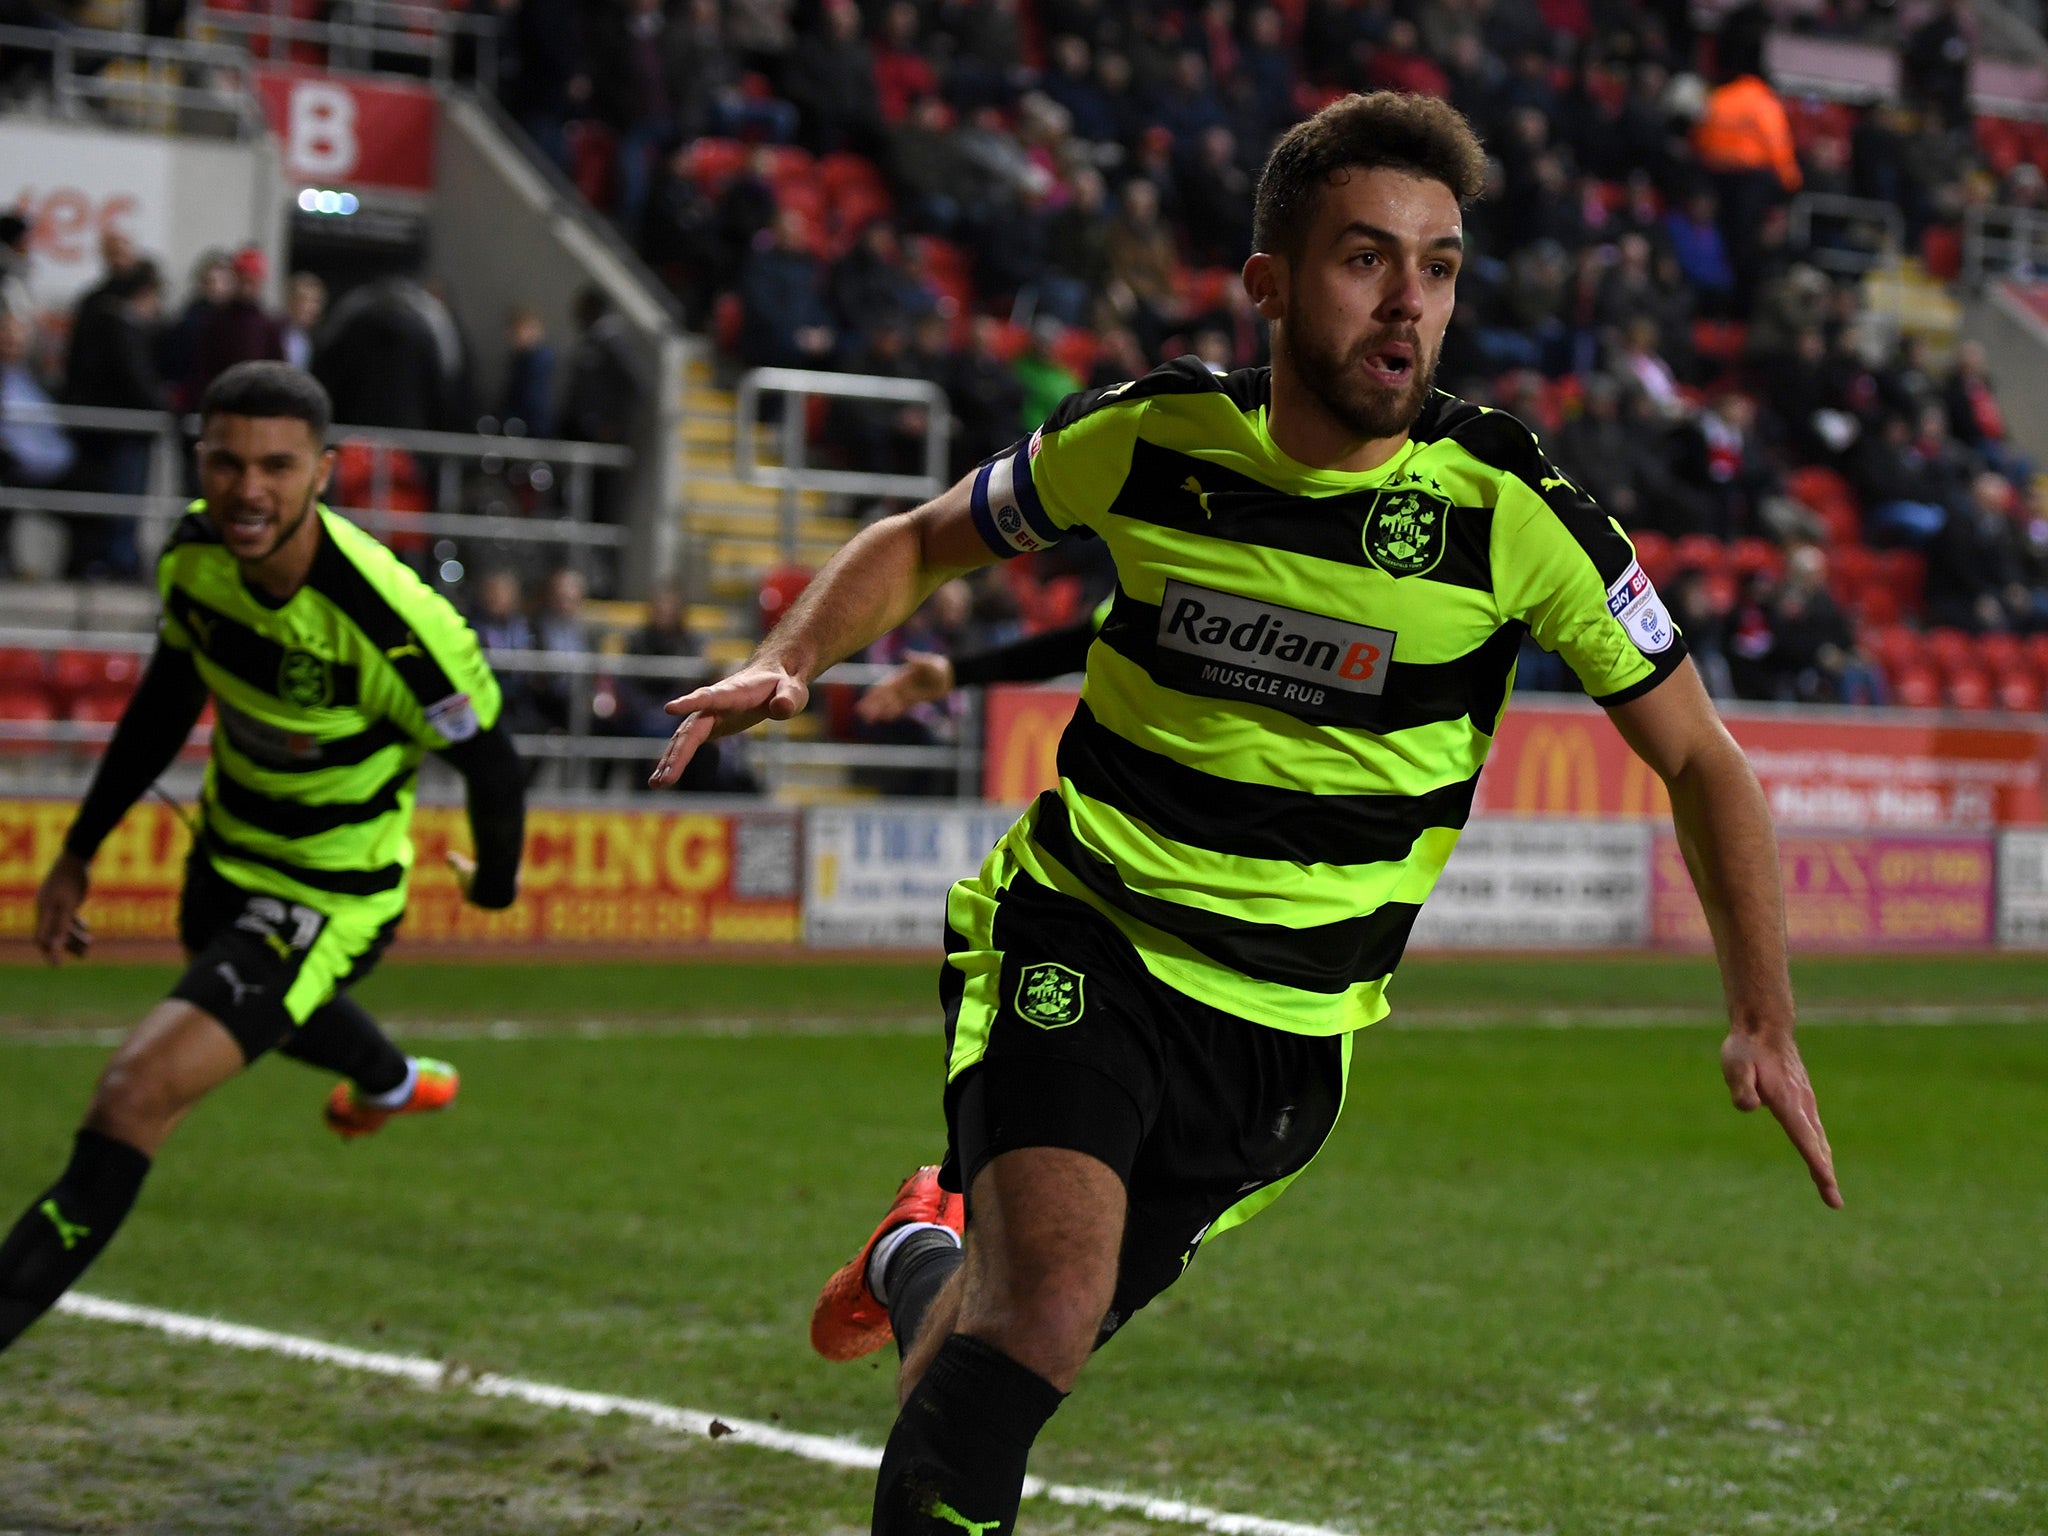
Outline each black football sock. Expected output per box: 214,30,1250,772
872,1334,1065,1536
278,994,409,1096
0,1129,152,1350
881,1229,965,1360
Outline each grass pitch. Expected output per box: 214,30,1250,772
1,953,2044,1534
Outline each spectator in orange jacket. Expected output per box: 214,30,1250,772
1691,6,1800,308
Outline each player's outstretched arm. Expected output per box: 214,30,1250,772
1607,659,1843,1209
36,645,209,964
650,471,996,787
436,722,525,909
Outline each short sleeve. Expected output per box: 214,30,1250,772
361,587,506,751
969,384,1143,559
1493,452,1687,706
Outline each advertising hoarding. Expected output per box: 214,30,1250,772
1409,820,1651,948
0,800,800,949
984,694,2048,829
805,805,1021,948
1653,830,1995,949
1996,829,2048,949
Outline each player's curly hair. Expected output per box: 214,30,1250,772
1253,92,1488,261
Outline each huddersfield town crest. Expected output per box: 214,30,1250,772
278,648,334,708
1016,962,1085,1029
1363,474,1450,577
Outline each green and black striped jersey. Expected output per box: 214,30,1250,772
964,359,1687,1035
155,505,504,920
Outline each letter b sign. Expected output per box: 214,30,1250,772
1338,642,1381,681
288,82,359,178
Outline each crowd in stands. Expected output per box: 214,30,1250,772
16,0,2048,794
482,0,2048,728
0,218,648,586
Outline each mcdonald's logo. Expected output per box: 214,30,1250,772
983,687,1079,802
1511,724,1602,815
1618,749,1672,819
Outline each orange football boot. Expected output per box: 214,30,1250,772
810,1165,964,1361
324,1057,460,1140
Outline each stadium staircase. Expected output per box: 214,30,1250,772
673,355,882,800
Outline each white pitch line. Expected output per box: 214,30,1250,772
55,1291,1351,1536
9,1004,2046,1048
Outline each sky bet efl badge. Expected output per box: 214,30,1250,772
1607,560,1676,654
1362,472,1450,577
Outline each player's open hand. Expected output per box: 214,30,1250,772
33,851,93,965
649,664,808,788
856,652,954,724
1722,1027,1842,1208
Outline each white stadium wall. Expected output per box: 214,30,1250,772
1,118,285,313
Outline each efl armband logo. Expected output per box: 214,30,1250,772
425,691,481,742
1606,560,1675,655
976,442,1059,557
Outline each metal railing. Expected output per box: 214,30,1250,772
733,368,950,561
190,0,498,87
1963,202,2048,288
0,22,263,138
0,403,634,559
0,626,984,797
1788,192,1905,275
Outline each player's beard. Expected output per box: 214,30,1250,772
1289,323,1438,443
249,480,320,564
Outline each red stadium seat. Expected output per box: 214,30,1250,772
1630,529,1674,585
775,181,827,233
1977,631,2024,673
1869,624,1926,673
1947,668,1994,711
1176,267,1236,315
1051,327,1100,380
761,145,814,185
0,648,45,687
1878,549,1925,615
0,683,55,754
68,691,133,724
1891,664,1941,710
817,151,888,199
1700,570,1739,614
1996,668,2043,713
52,648,140,699
2025,633,2048,677
985,321,1030,361
687,137,750,193
1850,580,1899,626
1788,464,1858,522
1729,537,1783,582
1928,627,1976,672
1672,533,1727,576
1826,543,1880,604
